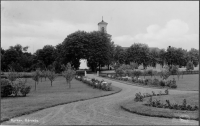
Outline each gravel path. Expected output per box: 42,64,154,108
3,74,198,125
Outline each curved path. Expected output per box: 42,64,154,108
3,74,198,125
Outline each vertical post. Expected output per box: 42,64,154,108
97,71,99,76
85,70,87,77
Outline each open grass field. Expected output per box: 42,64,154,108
121,93,199,120
1,76,121,122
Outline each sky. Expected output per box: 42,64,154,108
1,1,199,54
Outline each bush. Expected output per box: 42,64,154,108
144,78,152,85
100,74,107,77
1,79,13,97
165,80,171,87
159,80,165,87
12,83,21,96
12,78,29,96
170,78,177,88
165,89,169,95
134,92,143,102
20,85,31,97
152,78,159,86
145,98,198,111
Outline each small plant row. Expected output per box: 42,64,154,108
1,78,31,97
134,89,169,102
146,98,198,111
132,78,177,88
103,75,177,89
75,76,112,91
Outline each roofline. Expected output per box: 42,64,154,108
98,22,108,25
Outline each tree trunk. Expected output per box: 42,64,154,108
51,81,52,87
35,81,36,91
99,63,100,72
108,64,109,70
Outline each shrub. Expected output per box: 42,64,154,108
146,98,198,111
20,85,31,97
152,91,156,96
170,78,177,88
152,78,159,86
165,80,171,87
159,80,165,87
134,92,143,102
170,84,177,88
133,70,142,79
165,89,169,95
12,78,28,96
145,78,152,85
1,79,13,97
12,83,21,96
100,74,107,77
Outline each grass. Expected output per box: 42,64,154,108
101,74,199,91
121,93,199,120
1,76,121,122
144,74,199,91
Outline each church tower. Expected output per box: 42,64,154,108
98,17,108,33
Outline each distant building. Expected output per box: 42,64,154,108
98,17,108,33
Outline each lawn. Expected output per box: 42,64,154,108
1,76,121,122
121,93,199,120
101,74,199,91
144,74,199,91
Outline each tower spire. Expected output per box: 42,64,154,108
102,16,103,21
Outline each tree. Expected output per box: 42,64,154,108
158,49,166,68
35,45,55,68
87,31,113,72
47,70,56,87
126,43,150,68
1,44,33,72
62,63,76,88
165,46,177,66
188,48,199,67
113,45,127,64
170,65,179,78
186,61,194,73
149,48,160,68
32,69,40,91
62,31,89,69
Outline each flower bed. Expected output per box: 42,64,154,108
100,74,177,89
75,76,112,91
121,90,198,120
134,89,168,102
145,97,198,111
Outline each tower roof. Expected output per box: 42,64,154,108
98,20,108,25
